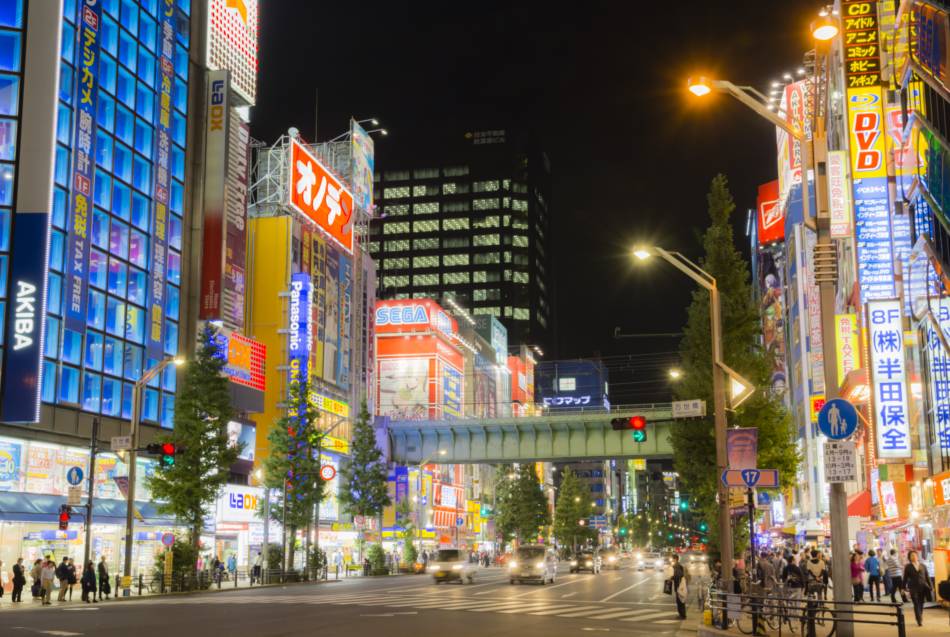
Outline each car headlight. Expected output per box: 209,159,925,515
608,556,617,563
635,553,642,560
655,560,663,567
508,561,518,569
452,564,463,571
586,560,593,566
570,560,578,566
535,561,545,570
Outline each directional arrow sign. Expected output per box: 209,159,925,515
718,362,755,409
720,469,779,488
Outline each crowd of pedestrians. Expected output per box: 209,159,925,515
0,555,111,607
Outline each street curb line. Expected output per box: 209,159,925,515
106,577,341,602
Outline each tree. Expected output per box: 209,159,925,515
395,498,417,565
338,402,390,557
147,325,239,562
259,377,324,570
553,468,595,550
670,174,799,558
495,464,550,545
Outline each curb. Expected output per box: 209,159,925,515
109,576,342,602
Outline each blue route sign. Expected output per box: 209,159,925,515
721,469,779,488
66,466,84,486
817,398,858,440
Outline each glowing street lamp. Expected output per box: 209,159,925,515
811,14,839,41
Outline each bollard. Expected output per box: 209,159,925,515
234,571,238,588
137,573,143,596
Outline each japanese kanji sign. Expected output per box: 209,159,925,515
824,440,858,483
925,298,950,452
868,299,911,459
288,139,354,254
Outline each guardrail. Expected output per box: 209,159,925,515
117,565,335,597
705,586,906,637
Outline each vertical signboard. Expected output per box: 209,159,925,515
63,0,103,334
835,314,859,387
926,298,950,452
868,300,912,458
146,0,178,361
828,151,852,238
756,180,783,246
351,119,374,214
338,252,352,390
441,365,463,419
206,0,258,104
200,70,229,322
1,213,50,422
288,139,355,254
224,116,250,329
288,272,312,387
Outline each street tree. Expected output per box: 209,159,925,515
338,402,390,559
259,376,324,570
147,325,240,562
495,464,550,545
552,468,594,550
670,174,798,558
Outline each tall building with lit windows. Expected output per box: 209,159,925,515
367,129,554,353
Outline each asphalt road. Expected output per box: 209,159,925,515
1,561,708,636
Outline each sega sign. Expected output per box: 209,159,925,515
217,485,263,523
375,300,457,337
376,304,428,327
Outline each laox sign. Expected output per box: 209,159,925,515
852,111,883,172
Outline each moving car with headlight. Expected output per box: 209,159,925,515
430,549,477,584
508,545,558,584
636,551,664,571
601,547,622,570
569,550,601,574
686,551,707,566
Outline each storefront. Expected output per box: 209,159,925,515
205,484,265,571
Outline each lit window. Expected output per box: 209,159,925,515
443,182,457,195
383,221,410,234
383,204,409,216
504,269,512,281
473,271,487,283
513,271,529,284
384,170,410,181
443,253,469,267
413,273,439,287
473,289,486,302
444,272,470,284
473,198,499,211
412,185,426,197
443,217,470,231
512,199,528,212
367,241,380,253
473,233,499,246
383,275,410,288
384,239,410,251
413,237,439,250
512,218,528,230
412,220,438,233
412,202,439,215
473,215,499,229
413,168,439,179
385,257,409,269
383,186,410,199
514,308,530,320
473,180,500,192
474,253,499,265
443,165,469,177
513,234,528,248
473,307,500,317
412,255,439,269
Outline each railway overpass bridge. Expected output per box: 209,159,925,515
386,403,679,464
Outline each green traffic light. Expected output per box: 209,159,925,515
631,430,646,443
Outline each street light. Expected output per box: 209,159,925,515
356,117,380,127
811,14,839,41
122,355,184,595
669,369,683,380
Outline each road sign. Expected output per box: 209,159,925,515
720,469,779,488
456,516,464,527
66,466,84,486
67,486,82,506
161,532,175,547
319,465,337,481
673,399,707,418
817,398,858,440
824,440,858,483
110,435,133,452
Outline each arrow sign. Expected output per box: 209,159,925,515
721,469,778,488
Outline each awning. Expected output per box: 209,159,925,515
0,492,178,526
431,509,460,528
847,490,872,518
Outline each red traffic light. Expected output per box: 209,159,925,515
161,442,176,455
58,505,71,530
629,416,646,430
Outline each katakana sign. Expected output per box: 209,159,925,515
543,396,591,407
868,300,911,458
288,139,354,254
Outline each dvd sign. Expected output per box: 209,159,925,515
756,180,783,245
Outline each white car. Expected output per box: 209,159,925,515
636,552,664,571
430,549,477,584
509,545,558,584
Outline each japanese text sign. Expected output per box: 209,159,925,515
835,314,859,387
824,440,858,483
868,300,912,458
828,151,852,238
288,139,354,254
925,298,950,452
843,0,882,88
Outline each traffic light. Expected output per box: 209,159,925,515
610,417,628,431
59,505,72,530
619,527,627,536
698,521,708,532
159,442,177,467
679,500,689,511
630,415,647,443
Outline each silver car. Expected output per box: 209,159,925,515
509,545,558,584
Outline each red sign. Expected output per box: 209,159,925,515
288,139,354,254
319,465,337,481
756,180,783,245
222,332,266,392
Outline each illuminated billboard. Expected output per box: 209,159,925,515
378,357,430,419
289,139,354,254
376,299,458,337
868,300,911,459
207,0,258,104
288,272,313,387
351,119,374,213
756,180,782,246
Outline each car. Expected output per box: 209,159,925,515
569,550,601,574
601,548,622,570
429,549,478,584
509,545,558,584
687,551,708,566
636,552,664,571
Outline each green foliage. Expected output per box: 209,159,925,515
671,174,799,558
395,498,416,558
308,547,326,571
495,464,551,543
553,468,596,549
367,543,387,575
265,543,282,571
338,402,391,520
152,539,198,579
259,377,324,569
403,542,418,565
147,325,239,560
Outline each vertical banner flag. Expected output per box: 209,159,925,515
146,0,178,361
287,272,312,388
64,0,103,334
925,298,950,452
224,117,250,330
835,313,859,387
350,119,375,214
868,300,912,459
828,150,852,238
200,70,229,322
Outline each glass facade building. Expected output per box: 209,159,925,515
38,0,191,427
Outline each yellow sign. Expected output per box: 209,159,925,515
310,391,350,417
810,395,826,424
322,435,349,455
631,459,646,471
846,86,887,179
163,551,173,588
834,314,859,387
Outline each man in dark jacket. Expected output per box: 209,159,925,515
97,556,110,600
56,557,70,601
11,557,26,602
671,554,687,619
81,561,96,603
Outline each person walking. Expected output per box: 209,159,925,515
40,559,56,605
903,551,932,627
671,554,687,619
65,558,77,600
80,561,96,603
55,557,69,602
850,553,864,602
884,549,906,603
30,558,42,599
251,552,262,585
227,554,236,580
11,558,25,603
97,556,110,601
864,550,881,601
805,550,827,599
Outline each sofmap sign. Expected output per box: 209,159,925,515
756,180,783,245
1,213,50,423
288,139,354,254
868,300,911,458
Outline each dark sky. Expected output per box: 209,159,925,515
251,0,824,403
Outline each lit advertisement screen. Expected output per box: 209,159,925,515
378,357,430,420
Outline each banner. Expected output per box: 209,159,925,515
925,298,950,451
199,69,229,322
64,0,103,334
868,300,911,458
441,364,463,419
756,180,782,246
288,272,312,387
378,358,429,419
726,428,758,470
828,150,851,238
223,117,250,329
288,139,354,254
146,0,178,361
351,119,374,213
835,314,859,387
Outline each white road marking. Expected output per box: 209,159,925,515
599,576,654,602
497,603,560,614
561,591,577,598
586,608,666,620
514,575,585,596
529,605,601,616
620,611,678,621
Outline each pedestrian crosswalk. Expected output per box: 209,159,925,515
143,590,682,624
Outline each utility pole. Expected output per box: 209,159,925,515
83,417,100,567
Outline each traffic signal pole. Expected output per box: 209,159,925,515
83,417,100,568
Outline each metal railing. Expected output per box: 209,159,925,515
705,586,906,637
116,565,336,597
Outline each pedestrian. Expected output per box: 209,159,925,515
757,551,777,592
80,561,96,603
11,557,25,602
55,557,69,601
227,554,236,580
782,553,806,617
363,556,370,577
30,558,42,599
885,549,906,604
864,550,881,601
850,553,865,602
40,559,56,605
671,554,687,619
252,552,262,585
98,556,110,601
903,550,932,626
805,550,827,599
66,557,77,600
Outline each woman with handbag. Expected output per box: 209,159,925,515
849,553,865,601
903,551,932,626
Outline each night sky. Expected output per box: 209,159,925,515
251,0,825,403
